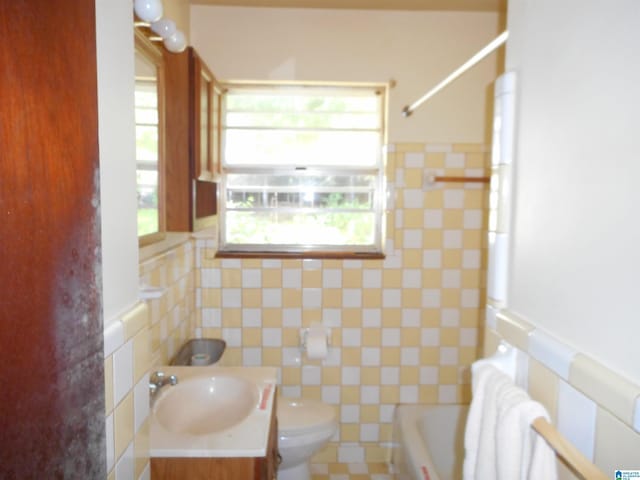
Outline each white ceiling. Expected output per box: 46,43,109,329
189,0,506,12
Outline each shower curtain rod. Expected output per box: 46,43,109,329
402,30,509,117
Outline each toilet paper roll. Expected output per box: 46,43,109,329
191,353,211,366
306,325,328,360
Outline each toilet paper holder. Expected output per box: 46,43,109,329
299,325,331,351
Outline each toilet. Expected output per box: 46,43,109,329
277,397,337,480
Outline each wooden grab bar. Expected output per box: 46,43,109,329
532,418,608,480
422,170,491,187
433,175,490,184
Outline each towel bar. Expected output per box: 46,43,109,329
479,341,609,480
532,417,608,480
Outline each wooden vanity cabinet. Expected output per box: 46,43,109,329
150,395,279,480
163,47,222,232
261,396,280,480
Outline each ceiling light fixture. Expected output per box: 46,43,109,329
134,0,187,53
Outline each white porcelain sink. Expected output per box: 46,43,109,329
153,375,260,435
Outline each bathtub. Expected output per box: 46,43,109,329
392,404,469,480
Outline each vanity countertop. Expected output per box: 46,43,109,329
149,365,278,458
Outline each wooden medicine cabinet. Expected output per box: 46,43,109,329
164,47,222,232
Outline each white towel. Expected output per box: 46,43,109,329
463,364,512,480
462,363,492,479
463,363,558,480
496,396,557,480
495,384,557,480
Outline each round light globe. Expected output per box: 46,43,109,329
164,30,187,53
134,0,163,23
150,18,176,39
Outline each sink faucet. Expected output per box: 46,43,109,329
149,371,178,398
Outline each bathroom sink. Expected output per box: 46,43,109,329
170,338,226,366
152,375,260,435
149,366,278,458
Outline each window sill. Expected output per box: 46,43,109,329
139,232,192,262
215,250,385,261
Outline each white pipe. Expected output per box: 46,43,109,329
402,30,509,117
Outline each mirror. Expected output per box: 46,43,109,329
134,31,165,245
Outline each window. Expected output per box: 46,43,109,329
135,32,165,245
220,83,387,257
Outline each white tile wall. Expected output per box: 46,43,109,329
420,366,438,384
557,380,598,461
401,309,420,327
441,308,460,327
113,340,133,405
323,269,342,288
423,250,442,268
362,347,381,366
283,269,302,288
424,209,443,228
382,290,401,308
438,385,458,403
443,230,463,249
403,189,423,208
201,268,221,288
400,385,419,403
362,309,381,327
283,308,302,327
343,290,362,308
263,288,282,307
262,259,281,269
115,443,134,480
222,289,241,307
338,445,365,463
422,288,441,308
529,329,576,381
445,152,465,168
133,375,149,432
404,152,425,168
421,328,440,346
487,232,509,302
106,412,115,472
139,464,150,480
403,229,423,248
242,269,262,288
322,309,342,327
462,250,481,269
402,269,422,288
242,309,262,327
104,320,125,358
361,386,380,404
362,269,382,288
444,190,465,209
424,143,452,153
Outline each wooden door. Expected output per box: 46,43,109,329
0,1,105,477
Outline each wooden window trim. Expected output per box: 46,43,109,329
135,30,166,247
215,250,385,261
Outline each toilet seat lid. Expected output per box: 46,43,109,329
277,397,336,435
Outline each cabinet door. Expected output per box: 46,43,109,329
211,81,223,181
164,48,193,231
193,52,221,183
264,391,280,479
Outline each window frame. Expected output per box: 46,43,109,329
134,30,166,247
218,81,388,259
